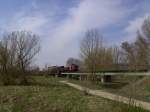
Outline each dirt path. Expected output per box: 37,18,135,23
60,80,150,111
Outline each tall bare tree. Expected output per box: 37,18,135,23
134,32,149,69
142,17,150,43
111,46,122,70
15,31,40,72
122,17,150,70
0,37,10,84
80,29,103,80
0,31,40,85
121,42,136,70
142,17,150,65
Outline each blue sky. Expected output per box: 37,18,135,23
0,0,150,67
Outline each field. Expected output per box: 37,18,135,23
67,75,150,103
0,76,148,112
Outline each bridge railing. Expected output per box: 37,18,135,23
61,72,150,83
61,72,150,76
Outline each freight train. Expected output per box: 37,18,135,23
47,63,149,76
48,64,79,76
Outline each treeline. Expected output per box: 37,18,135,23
80,17,150,73
0,31,40,85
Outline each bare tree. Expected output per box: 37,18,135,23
121,42,136,70
0,37,10,84
112,46,122,70
120,17,150,71
142,17,150,43
96,47,113,71
15,31,40,72
142,17,150,65
112,46,121,64
0,31,40,85
80,29,103,80
134,32,149,70
104,47,114,70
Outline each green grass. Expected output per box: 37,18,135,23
0,76,148,112
67,78,127,93
67,75,142,90
118,76,150,103
67,76,150,103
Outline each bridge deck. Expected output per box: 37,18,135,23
61,72,150,76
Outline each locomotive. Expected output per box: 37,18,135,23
47,63,149,77
47,64,79,76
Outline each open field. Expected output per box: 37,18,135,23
66,76,150,103
66,75,142,91
60,80,150,111
0,76,148,112
118,76,150,102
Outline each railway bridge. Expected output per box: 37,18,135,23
61,72,150,83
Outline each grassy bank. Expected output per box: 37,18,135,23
67,76,150,103
0,76,148,112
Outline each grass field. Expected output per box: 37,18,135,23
67,76,150,103
0,76,149,112
118,76,150,102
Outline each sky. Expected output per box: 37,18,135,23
0,0,150,67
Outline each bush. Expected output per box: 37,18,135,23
0,69,29,85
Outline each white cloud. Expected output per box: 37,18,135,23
39,0,127,67
1,0,51,35
2,10,48,34
124,14,150,42
9,16,47,33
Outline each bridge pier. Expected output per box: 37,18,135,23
101,75,112,83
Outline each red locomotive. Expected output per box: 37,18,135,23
48,64,79,76
68,64,78,72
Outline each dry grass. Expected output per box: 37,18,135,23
0,76,148,112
